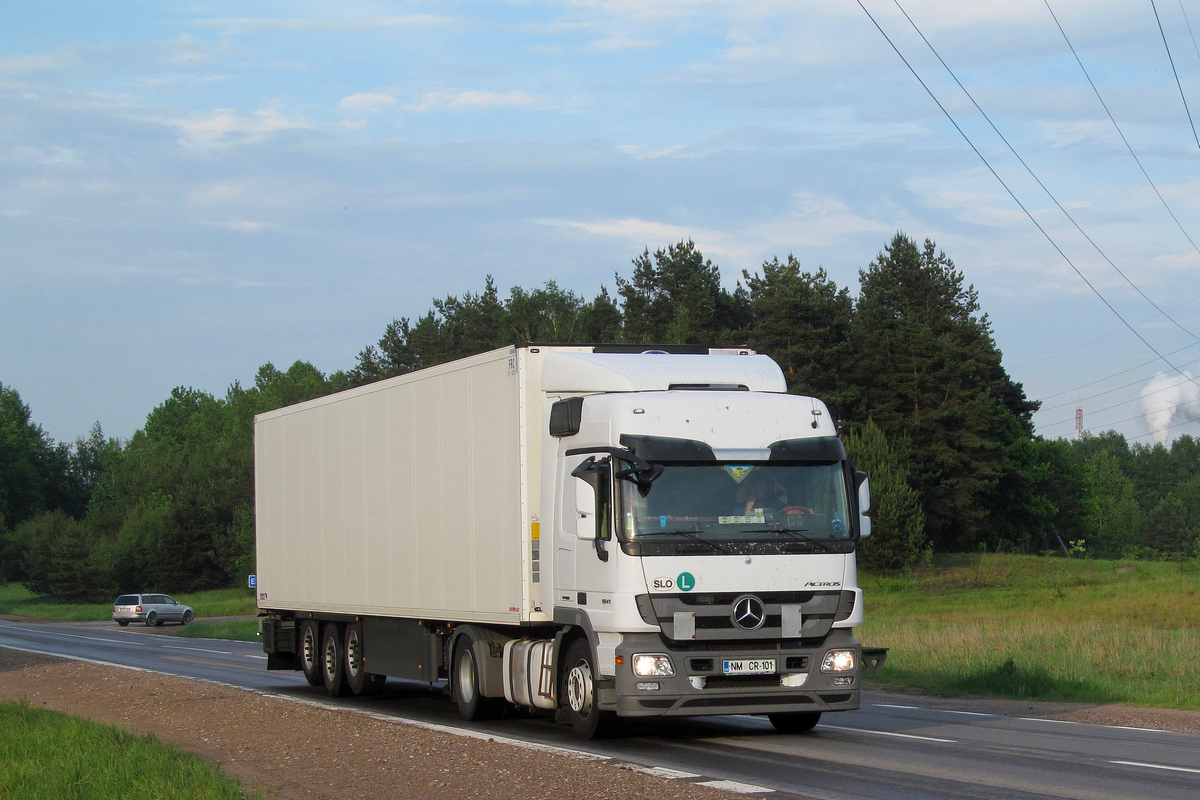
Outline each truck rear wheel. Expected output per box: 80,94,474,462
344,624,385,696
299,620,323,686
562,639,618,739
767,711,822,733
453,642,505,721
321,623,350,697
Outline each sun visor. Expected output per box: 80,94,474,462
541,351,787,393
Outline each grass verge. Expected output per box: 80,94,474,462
0,699,257,800
175,618,260,642
861,554,1200,709
0,584,257,621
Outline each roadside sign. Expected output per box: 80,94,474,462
248,574,257,588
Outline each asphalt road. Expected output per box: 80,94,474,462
1,619,1197,800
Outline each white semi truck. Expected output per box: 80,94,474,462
256,344,871,738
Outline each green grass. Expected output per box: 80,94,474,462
0,584,257,622
0,700,258,800
175,618,260,642
861,553,1200,709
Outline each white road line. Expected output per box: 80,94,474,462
819,724,956,743
162,645,233,655
873,705,993,718
1110,761,1200,775
0,622,147,646
632,766,701,779
698,779,774,793
1019,718,1173,734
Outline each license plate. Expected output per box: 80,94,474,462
722,658,776,675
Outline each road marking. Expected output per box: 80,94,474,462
0,622,147,646
245,654,268,660
1111,761,1200,775
819,724,956,743
874,704,993,718
698,779,773,793
632,766,701,779
163,645,232,655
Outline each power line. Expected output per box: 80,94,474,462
1180,0,1200,62
891,0,1200,346
1045,0,1200,252
856,0,1199,393
1152,0,1200,149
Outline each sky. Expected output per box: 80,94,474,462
5,0,1200,448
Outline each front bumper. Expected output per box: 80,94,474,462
609,628,861,718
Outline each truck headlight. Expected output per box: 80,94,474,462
632,653,675,677
821,649,856,673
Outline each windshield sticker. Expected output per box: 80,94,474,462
719,513,766,524
725,465,752,483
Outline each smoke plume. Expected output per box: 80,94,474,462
1140,371,1200,444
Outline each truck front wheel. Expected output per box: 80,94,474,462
562,639,618,739
453,642,505,721
299,620,323,686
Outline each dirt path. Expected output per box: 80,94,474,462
3,644,1198,799
0,648,742,800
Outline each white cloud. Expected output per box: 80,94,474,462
339,92,397,112
169,107,312,147
405,90,549,112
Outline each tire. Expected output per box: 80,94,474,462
322,623,350,697
181,609,194,625
767,711,822,733
117,621,129,627
452,641,505,721
145,611,158,627
344,624,386,696
299,620,323,687
562,639,618,739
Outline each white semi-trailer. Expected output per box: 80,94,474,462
256,344,871,738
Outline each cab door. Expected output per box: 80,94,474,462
555,454,618,618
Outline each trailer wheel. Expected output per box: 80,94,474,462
767,711,822,733
562,639,618,739
453,641,505,721
344,624,385,696
322,623,350,697
299,620,323,686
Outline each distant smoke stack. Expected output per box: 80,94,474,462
1140,371,1200,445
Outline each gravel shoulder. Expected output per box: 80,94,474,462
2,641,1198,800
0,647,741,800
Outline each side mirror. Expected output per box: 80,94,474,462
855,471,871,539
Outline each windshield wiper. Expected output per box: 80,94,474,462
742,527,839,554
635,529,731,554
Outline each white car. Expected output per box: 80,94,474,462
112,593,195,627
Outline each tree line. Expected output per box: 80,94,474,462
2,233,1196,602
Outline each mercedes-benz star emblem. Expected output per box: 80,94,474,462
732,595,765,631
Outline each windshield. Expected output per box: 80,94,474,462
620,462,852,545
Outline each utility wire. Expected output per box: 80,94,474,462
856,0,1199,392
1045,0,1200,252
892,0,1200,345
1152,0,1200,149
1180,0,1200,61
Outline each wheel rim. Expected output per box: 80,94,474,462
302,628,317,671
457,649,476,703
324,636,338,678
346,630,362,678
567,660,593,716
